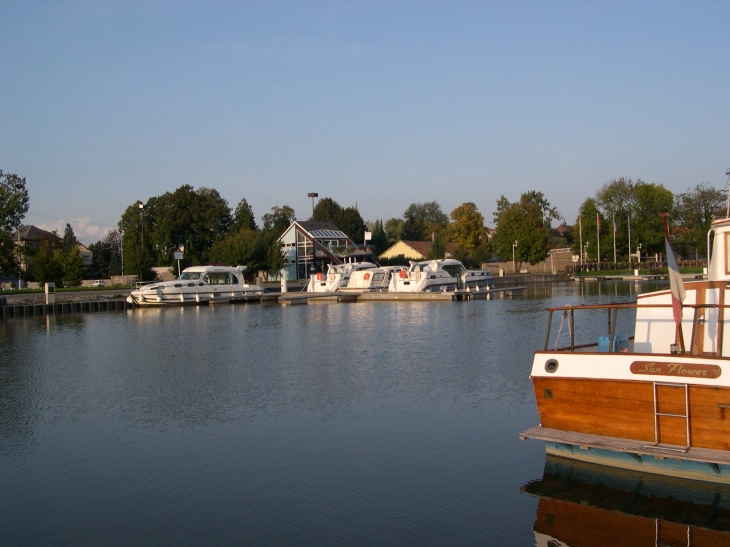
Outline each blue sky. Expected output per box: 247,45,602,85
2,1,729,243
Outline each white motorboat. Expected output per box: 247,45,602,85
306,262,378,293
338,266,402,292
388,259,494,293
126,265,265,306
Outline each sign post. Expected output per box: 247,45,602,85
174,251,184,277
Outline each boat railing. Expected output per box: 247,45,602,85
543,302,729,354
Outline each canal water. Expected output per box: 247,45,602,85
2,281,707,546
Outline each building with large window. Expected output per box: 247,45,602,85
278,221,377,281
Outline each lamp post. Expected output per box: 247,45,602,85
638,243,642,263
307,193,318,217
138,202,145,249
512,240,518,273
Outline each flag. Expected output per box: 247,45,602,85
613,214,617,237
663,216,686,327
596,213,600,229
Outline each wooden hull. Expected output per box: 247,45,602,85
532,376,730,451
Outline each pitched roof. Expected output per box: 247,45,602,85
10,225,60,242
381,240,458,259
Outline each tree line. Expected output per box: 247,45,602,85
1,168,726,284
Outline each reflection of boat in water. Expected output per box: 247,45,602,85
127,265,265,306
306,262,378,293
388,259,494,293
524,455,730,546
521,214,730,484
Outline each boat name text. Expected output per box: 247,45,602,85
630,361,722,379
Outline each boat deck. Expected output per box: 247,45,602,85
520,426,730,466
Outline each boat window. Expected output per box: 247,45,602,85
178,272,201,280
203,272,239,285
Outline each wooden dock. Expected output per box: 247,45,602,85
0,286,526,319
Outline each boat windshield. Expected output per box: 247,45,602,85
178,272,201,280
203,272,239,285
443,264,465,278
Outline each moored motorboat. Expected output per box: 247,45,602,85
388,259,494,293
306,262,378,293
126,265,264,306
521,214,730,484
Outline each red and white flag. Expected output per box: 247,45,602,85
663,217,686,327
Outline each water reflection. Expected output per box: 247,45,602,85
524,455,730,546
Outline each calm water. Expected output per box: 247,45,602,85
0,281,684,546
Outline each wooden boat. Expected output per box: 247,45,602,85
520,216,730,484
523,455,730,546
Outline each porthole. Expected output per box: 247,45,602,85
545,359,559,373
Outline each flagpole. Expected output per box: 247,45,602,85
613,213,617,264
579,215,583,266
597,213,600,268
661,213,685,351
628,215,632,266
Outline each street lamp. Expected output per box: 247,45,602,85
138,202,145,249
512,240,518,273
307,193,318,217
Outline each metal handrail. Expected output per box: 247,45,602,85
543,301,728,353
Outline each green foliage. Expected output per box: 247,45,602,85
402,202,448,240
62,246,85,287
119,185,232,275
631,181,674,257
232,198,258,232
366,220,389,255
427,236,446,260
378,255,411,266
0,170,29,232
262,205,295,234
310,197,366,243
209,228,265,271
311,197,341,223
673,183,725,259
31,240,64,286
448,202,486,256
62,223,77,254
88,230,122,279
492,191,554,265
384,218,404,245
0,170,29,276
573,198,612,261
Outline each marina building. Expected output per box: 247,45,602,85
278,221,376,281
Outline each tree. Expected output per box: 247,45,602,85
492,191,554,265
384,218,404,245
31,240,64,286
402,202,449,240
595,178,635,261
335,206,366,244
428,236,446,259
232,198,258,232
0,170,29,232
448,202,485,256
573,198,610,261
311,197,342,223
62,246,85,287
674,183,725,259
88,229,122,278
262,205,295,233
366,219,389,255
209,228,265,272
0,170,29,276
631,181,674,257
62,223,77,254
119,185,233,275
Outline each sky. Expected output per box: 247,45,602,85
2,1,729,244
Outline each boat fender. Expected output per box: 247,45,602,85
317,273,323,281
398,269,407,279
364,273,370,280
